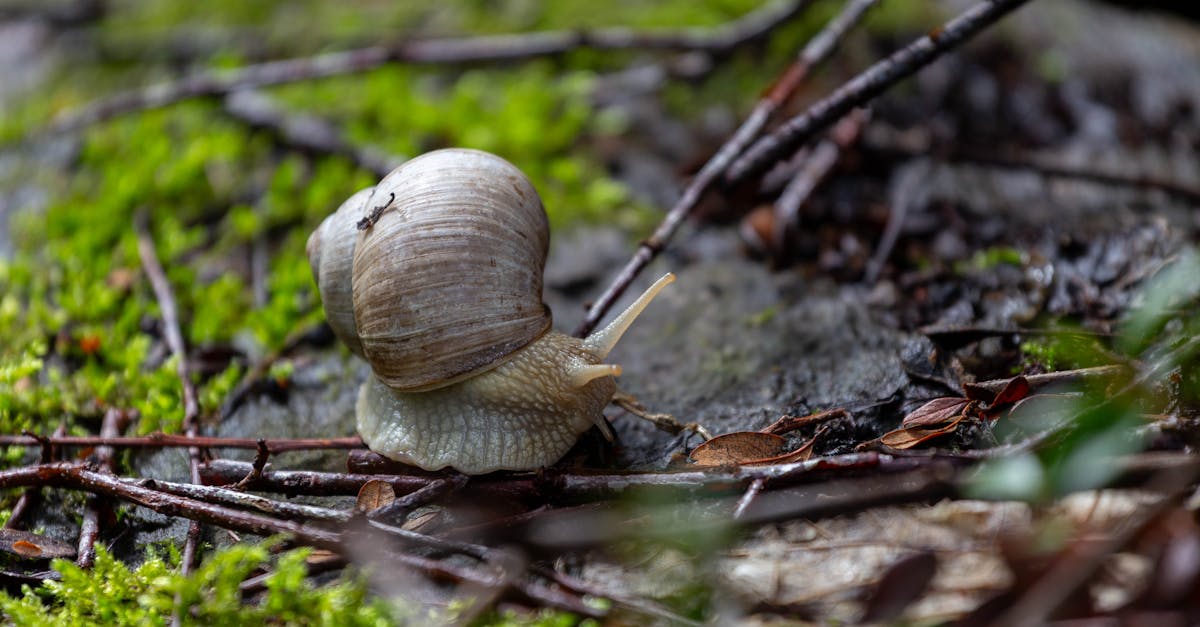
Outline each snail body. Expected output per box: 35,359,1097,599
307,148,672,474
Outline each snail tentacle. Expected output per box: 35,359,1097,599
582,272,676,359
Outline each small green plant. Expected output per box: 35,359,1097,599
970,250,1200,501
0,541,396,626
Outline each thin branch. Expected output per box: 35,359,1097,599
864,149,925,283
773,108,870,250
366,475,469,522
732,477,766,520
760,407,848,436
77,408,123,568
222,90,403,178
203,451,963,500
0,433,364,452
134,478,350,523
345,449,451,476
726,0,1036,185
0,462,606,619
365,518,693,624
218,321,333,422
865,138,1200,206
48,0,810,134
4,424,65,531
965,365,1130,396
135,214,205,574
232,439,271,490
574,0,868,336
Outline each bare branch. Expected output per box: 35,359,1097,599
725,0,1035,185
222,90,403,178
48,0,811,134
77,408,123,568
574,0,871,336
135,213,205,574
0,433,364,452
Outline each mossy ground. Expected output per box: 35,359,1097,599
0,1,940,623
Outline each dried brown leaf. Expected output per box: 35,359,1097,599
690,432,788,467
402,509,442,532
11,540,42,558
989,376,1030,410
356,479,396,512
0,529,75,560
304,549,342,567
878,416,965,449
902,397,971,428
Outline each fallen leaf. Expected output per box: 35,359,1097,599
304,549,342,567
988,376,1030,411
402,509,442,532
356,479,395,512
11,541,42,558
902,397,972,428
749,436,817,465
878,415,965,449
690,432,788,466
964,374,1032,406
0,529,76,560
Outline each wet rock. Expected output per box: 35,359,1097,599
604,254,913,467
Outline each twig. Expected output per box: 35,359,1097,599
77,408,123,568
612,392,713,440
218,321,334,422
204,459,434,496
135,214,205,575
134,478,350,523
575,0,865,336
47,0,810,135
203,451,965,500
864,151,926,283
958,151,1200,206
965,365,1130,396
760,408,848,436
864,136,1200,206
22,430,53,463
732,477,766,520
345,449,454,476
239,553,346,595
0,463,340,547
0,462,605,619
222,90,403,178
4,424,66,530
726,0,1036,185
773,108,870,250
0,433,364,452
233,439,271,490
365,518,696,625
366,475,469,522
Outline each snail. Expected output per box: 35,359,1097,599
307,148,673,474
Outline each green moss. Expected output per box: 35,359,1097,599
0,541,396,625
954,246,1026,274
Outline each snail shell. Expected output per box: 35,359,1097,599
307,187,372,358
353,149,551,391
